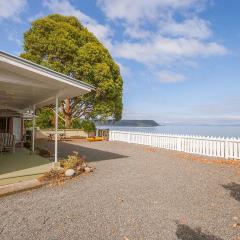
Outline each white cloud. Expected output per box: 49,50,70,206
97,0,209,45
124,24,152,39
43,0,227,85
7,31,22,46
97,0,204,23
111,36,227,65
157,71,186,83
97,0,227,66
160,18,212,40
43,0,112,45
0,0,26,20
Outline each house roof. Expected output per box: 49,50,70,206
0,51,94,111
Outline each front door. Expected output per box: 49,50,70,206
13,117,21,142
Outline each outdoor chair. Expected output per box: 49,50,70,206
48,133,54,141
59,133,66,141
0,133,15,153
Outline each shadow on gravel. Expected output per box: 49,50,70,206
222,182,240,202
176,223,223,240
37,141,129,163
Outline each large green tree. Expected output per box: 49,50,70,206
21,14,123,128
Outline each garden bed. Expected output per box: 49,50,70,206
38,151,94,185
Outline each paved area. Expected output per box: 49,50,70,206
0,141,240,240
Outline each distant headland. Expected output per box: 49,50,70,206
95,120,160,127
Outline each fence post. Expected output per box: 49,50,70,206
225,138,229,159
109,131,112,141
128,132,131,143
149,134,152,146
177,136,181,151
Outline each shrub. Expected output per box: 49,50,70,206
60,152,85,170
71,119,96,131
39,168,65,184
36,107,54,128
72,119,82,129
35,107,65,129
81,120,96,131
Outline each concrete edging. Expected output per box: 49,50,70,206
0,179,45,197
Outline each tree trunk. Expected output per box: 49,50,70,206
63,98,72,128
65,116,72,128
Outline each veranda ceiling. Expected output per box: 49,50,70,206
0,51,94,112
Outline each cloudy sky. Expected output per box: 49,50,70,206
1,0,240,124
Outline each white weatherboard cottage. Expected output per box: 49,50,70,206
0,51,94,162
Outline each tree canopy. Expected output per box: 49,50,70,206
21,14,123,127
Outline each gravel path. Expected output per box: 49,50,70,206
0,141,240,240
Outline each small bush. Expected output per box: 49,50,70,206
81,120,96,131
71,119,96,131
39,152,93,185
72,119,82,129
39,168,65,184
60,152,85,170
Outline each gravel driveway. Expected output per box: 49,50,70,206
0,141,240,240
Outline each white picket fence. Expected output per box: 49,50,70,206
109,131,240,160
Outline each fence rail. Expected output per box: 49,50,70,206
109,131,240,160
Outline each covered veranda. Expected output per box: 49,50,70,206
0,51,94,185
0,148,52,186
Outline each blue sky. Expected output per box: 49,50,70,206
1,0,240,124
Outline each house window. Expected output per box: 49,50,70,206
0,117,8,133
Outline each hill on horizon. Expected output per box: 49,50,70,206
95,120,160,127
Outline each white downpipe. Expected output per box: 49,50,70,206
32,105,35,152
55,97,59,163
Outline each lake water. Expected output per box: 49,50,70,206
97,125,240,138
